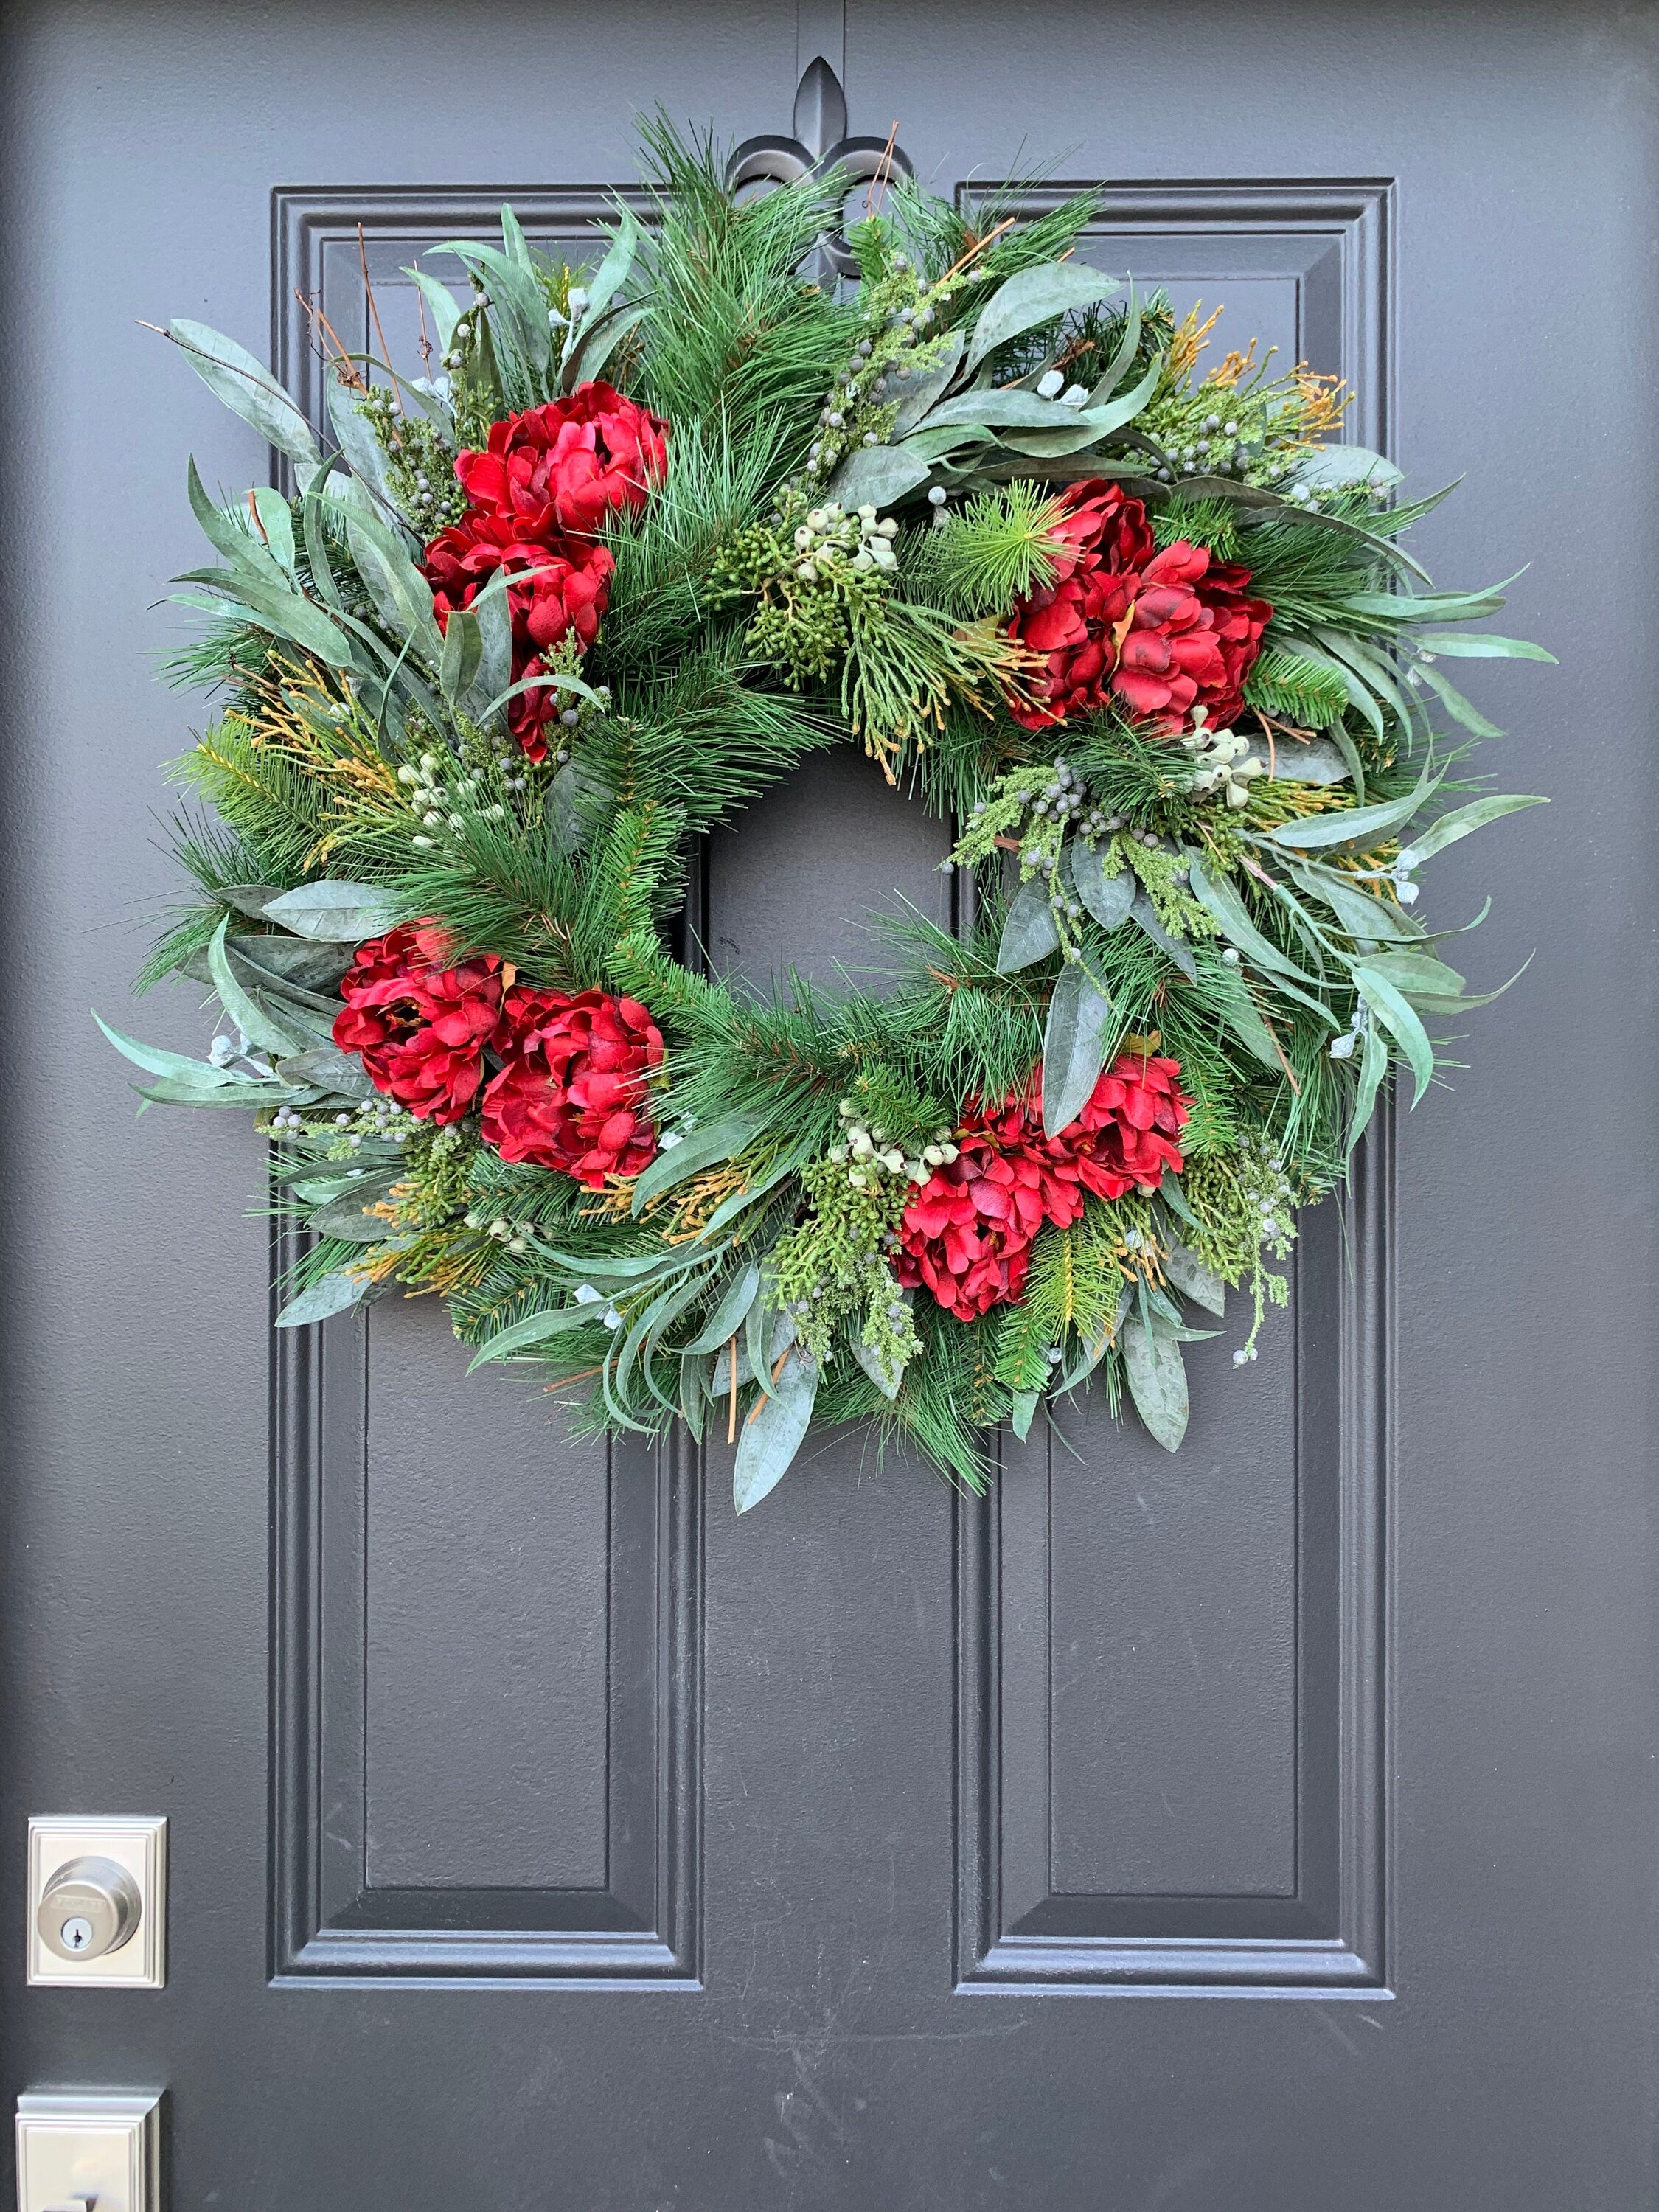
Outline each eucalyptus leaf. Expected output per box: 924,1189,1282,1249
682,1262,763,1355
1414,659,1503,739
1070,840,1135,931
1359,950,1467,1001
137,1076,315,1109
439,605,484,704
577,205,641,330
888,329,965,437
275,1269,373,1328
1041,961,1116,1137
185,460,291,593
733,1349,819,1513
167,319,321,469
1185,858,1323,984
963,261,1120,376
680,1352,712,1439
189,561,358,670
1211,967,1291,1070
1352,964,1436,1106
216,884,286,920
1265,762,1441,852
404,267,462,352
1090,278,1142,403
94,1013,242,1087
226,935,352,993
1128,894,1197,981
208,917,307,1059
921,386,1128,434
1415,632,1555,661
745,1279,793,1401
630,1113,766,1215
327,376,403,521
852,1297,914,1401
262,881,403,943
1164,1241,1225,1317
564,301,649,390
1346,1019,1391,1155
275,1046,378,1099
345,513,444,663
465,580,515,722
1293,443,1404,490
995,876,1060,973
1267,736,1351,785
1397,793,1547,867
305,1194,395,1242
827,444,936,509
1329,721,1368,803
1280,858,1421,947
995,353,1164,457
1121,1318,1189,1453
1010,1390,1041,1441
250,487,296,573
467,1301,605,1371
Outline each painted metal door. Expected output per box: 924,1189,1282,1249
3,2,1654,2205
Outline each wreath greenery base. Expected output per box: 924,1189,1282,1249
106,123,1549,1509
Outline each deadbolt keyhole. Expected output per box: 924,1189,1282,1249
35,1857,142,1963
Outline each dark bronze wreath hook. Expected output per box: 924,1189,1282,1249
726,56,914,275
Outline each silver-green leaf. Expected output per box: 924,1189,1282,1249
733,1349,820,1513
1164,1240,1225,1317
1122,1318,1189,1453
996,877,1061,973
276,1270,373,1328
1041,961,1116,1137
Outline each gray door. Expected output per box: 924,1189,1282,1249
4,4,1654,2205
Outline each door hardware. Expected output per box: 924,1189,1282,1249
726,56,912,272
36,1859,142,1964
27,1820,167,1989
15,2093,159,2212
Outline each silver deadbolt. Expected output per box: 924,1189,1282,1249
35,1857,141,1964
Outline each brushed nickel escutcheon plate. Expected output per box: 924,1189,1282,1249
27,1819,167,1989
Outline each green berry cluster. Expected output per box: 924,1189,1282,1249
773,1152,917,1368
358,387,467,535
400,1121,478,1228
1181,1135,1299,1354
714,492,899,690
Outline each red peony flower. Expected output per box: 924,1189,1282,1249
1039,1051,1191,1203
454,384,669,539
333,923,503,1124
895,1130,1056,1321
422,516,614,760
422,383,669,759
481,987,665,1186
1007,479,1269,732
897,1052,1192,1320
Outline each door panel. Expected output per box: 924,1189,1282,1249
4,3,1655,2207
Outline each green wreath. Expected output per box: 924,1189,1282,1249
107,124,1549,1509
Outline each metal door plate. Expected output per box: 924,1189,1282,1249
27,1820,167,1989
15,2090,161,2212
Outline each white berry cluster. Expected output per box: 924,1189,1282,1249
463,1209,535,1256
1179,706,1265,808
792,501,900,582
398,750,513,841
827,1099,959,1189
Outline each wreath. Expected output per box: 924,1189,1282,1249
107,125,1549,1509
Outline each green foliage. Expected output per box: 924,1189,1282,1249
124,128,1547,1489
1244,647,1352,727
633,115,854,451
905,484,1070,617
